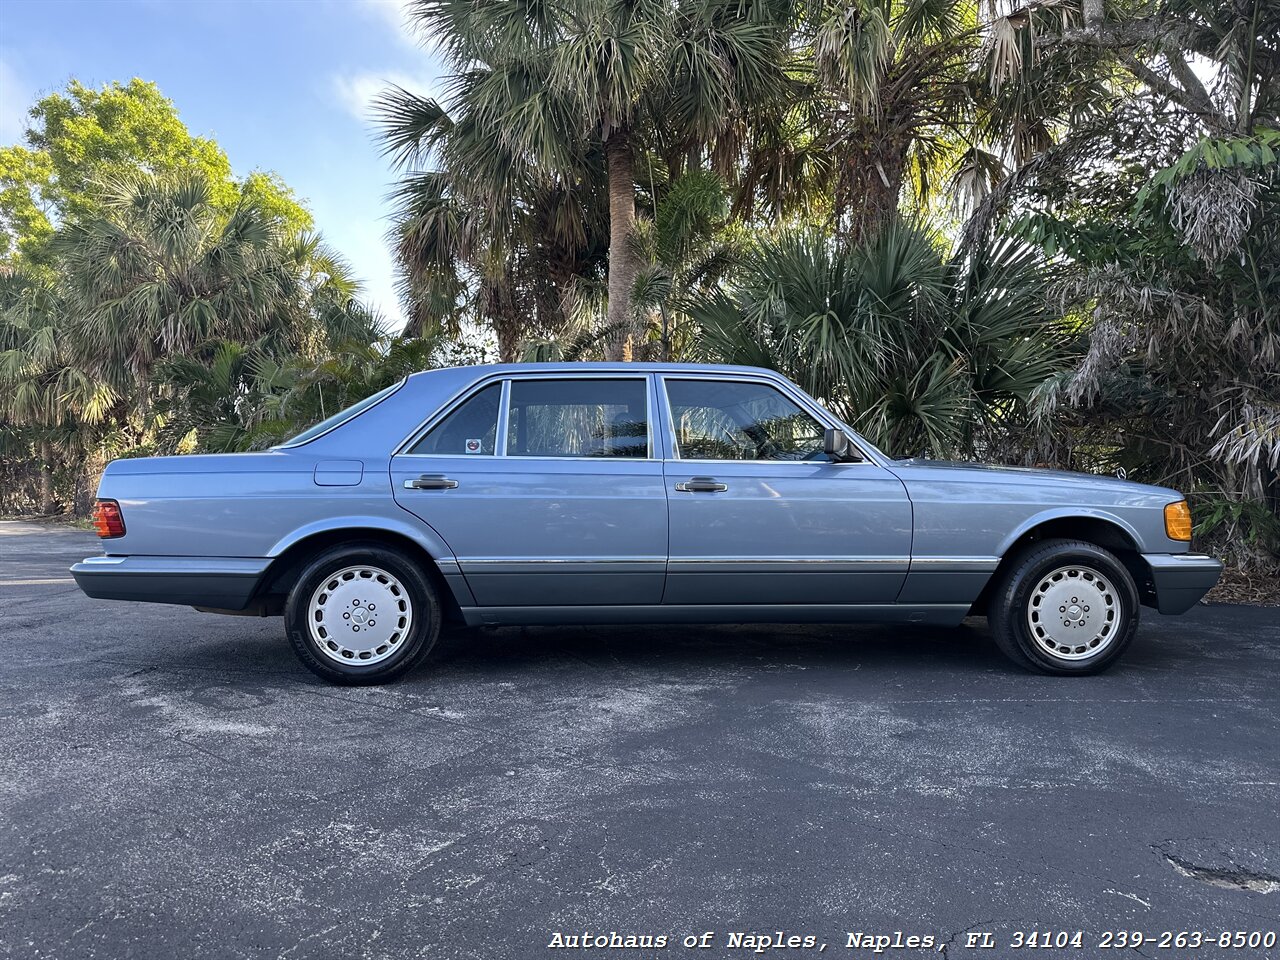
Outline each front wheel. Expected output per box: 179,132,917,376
989,538,1140,675
284,543,441,685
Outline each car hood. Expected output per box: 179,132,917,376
887,458,1178,496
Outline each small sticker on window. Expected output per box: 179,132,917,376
465,439,482,454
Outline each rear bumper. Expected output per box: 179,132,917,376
71,556,271,611
1142,553,1223,614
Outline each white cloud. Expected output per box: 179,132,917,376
0,59,32,144
319,209,409,333
333,69,443,126
327,2,450,330
361,0,411,28
356,0,452,59
357,0,423,49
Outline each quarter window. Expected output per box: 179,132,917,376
409,382,501,455
506,379,649,458
280,380,403,447
665,379,829,461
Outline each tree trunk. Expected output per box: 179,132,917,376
37,439,54,514
483,274,523,362
605,126,638,362
496,315,521,363
837,120,910,244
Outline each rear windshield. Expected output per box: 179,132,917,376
277,380,405,447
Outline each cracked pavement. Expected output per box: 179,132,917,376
1,521,1277,959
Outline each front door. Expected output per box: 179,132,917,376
391,375,667,607
658,375,912,605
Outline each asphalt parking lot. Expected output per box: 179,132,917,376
1,520,1277,960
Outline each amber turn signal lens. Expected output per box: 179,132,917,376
1164,500,1192,542
92,498,126,538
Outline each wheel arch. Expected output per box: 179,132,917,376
995,508,1144,557
971,513,1152,616
254,518,473,622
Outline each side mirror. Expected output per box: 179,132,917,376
824,428,863,462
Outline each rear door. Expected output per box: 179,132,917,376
391,374,667,607
658,374,913,605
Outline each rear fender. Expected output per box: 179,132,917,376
267,514,457,566
265,514,473,609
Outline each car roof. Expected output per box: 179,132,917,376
405,362,782,383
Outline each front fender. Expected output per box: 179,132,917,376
995,506,1148,557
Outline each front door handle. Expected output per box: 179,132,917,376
405,475,459,490
675,477,728,493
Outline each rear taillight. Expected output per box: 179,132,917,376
92,499,126,538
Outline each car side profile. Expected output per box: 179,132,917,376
72,363,1223,683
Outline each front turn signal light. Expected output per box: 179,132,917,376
1164,500,1192,541
92,498,126,538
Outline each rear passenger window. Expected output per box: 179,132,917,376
506,379,648,458
409,382,501,455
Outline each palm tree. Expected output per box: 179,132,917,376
688,220,1070,459
55,173,370,409
629,168,744,360
971,0,1280,566
730,0,1116,241
0,266,118,512
154,333,450,453
378,131,610,361
151,339,263,453
1,171,381,513
381,0,790,359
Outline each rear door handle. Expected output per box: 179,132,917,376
675,477,728,493
405,475,459,490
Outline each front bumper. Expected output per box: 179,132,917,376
71,555,271,610
1142,553,1223,614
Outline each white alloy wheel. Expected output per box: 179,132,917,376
307,564,414,666
1025,564,1120,661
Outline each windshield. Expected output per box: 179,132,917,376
277,380,405,447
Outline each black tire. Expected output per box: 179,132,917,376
284,542,441,685
988,538,1140,675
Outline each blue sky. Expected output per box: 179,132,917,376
0,0,444,330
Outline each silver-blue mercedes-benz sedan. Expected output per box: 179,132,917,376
71,363,1222,683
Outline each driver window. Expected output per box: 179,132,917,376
665,379,828,461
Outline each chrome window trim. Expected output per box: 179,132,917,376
395,453,663,464
394,375,505,457
275,377,407,450
657,372,877,465
393,367,880,464
494,378,512,457
504,374,653,460
394,371,655,460
671,458,872,468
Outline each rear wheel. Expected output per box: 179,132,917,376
284,543,441,684
989,538,1139,675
